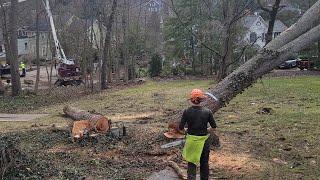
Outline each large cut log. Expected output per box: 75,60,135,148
63,105,102,121
63,105,111,140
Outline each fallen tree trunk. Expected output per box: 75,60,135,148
63,105,107,122
205,1,320,112
63,105,111,140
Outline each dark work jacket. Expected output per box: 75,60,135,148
179,106,217,136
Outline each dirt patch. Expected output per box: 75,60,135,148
210,151,263,174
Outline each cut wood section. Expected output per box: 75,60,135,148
63,105,110,140
168,161,187,180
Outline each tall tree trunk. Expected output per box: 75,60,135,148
122,0,129,83
9,0,21,96
258,0,282,45
34,0,40,92
114,12,120,82
97,13,103,89
218,0,234,81
318,40,320,64
190,36,196,74
206,2,320,112
101,0,117,89
0,2,11,65
131,56,135,80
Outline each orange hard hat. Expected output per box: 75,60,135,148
190,89,205,100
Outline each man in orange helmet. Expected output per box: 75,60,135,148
179,89,217,180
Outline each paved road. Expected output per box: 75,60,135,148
0,114,49,122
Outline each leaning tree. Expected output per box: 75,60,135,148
205,1,320,112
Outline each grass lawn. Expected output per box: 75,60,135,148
0,76,319,179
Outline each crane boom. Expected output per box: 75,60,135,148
42,0,74,65
3,0,74,65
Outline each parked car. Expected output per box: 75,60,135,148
278,58,300,69
0,64,11,78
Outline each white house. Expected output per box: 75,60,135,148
146,0,162,13
18,25,52,60
243,14,288,48
0,24,52,64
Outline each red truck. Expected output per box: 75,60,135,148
297,58,315,70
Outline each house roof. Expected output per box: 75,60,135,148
25,23,51,32
244,15,259,28
272,20,288,32
244,14,287,32
243,15,268,29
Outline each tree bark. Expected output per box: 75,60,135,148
208,2,320,103
318,40,320,65
34,0,40,92
0,2,11,65
266,1,320,49
259,0,282,45
200,1,320,112
101,0,117,89
63,105,111,139
168,161,187,180
122,0,129,83
207,23,320,112
9,0,21,96
217,0,235,81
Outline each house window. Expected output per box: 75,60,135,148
262,33,265,42
250,32,257,43
274,32,281,38
24,42,28,50
42,47,46,56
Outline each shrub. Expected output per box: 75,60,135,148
148,53,162,77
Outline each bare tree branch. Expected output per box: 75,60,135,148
257,0,272,12
169,0,222,58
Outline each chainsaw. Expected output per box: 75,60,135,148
161,139,185,149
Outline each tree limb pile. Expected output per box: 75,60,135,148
206,1,320,112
